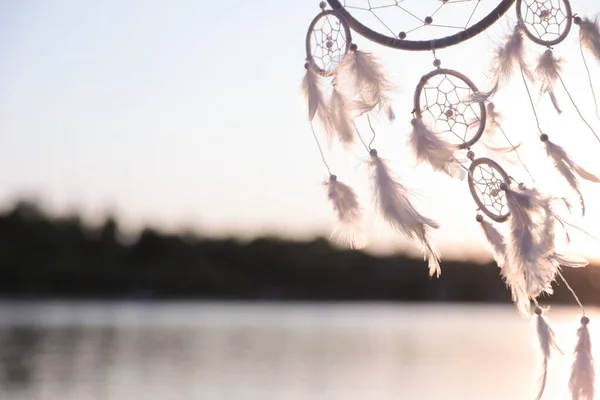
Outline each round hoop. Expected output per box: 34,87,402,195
516,0,572,46
468,157,511,223
326,0,516,51
305,10,352,77
414,68,486,149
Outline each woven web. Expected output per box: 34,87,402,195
420,73,481,146
340,1,502,41
471,162,508,217
519,0,569,42
310,13,349,73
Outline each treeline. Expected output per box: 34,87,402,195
0,199,598,304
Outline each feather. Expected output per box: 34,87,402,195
408,118,460,177
535,307,561,400
478,217,528,311
536,50,563,114
337,47,395,119
479,218,506,267
325,175,366,250
329,87,357,145
578,16,600,62
544,139,600,215
302,63,328,122
369,149,441,277
504,186,558,301
569,316,595,400
473,24,533,102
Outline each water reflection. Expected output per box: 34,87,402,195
0,302,589,400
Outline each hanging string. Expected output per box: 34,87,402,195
556,74,600,144
557,270,586,315
310,124,332,175
520,67,544,135
366,114,378,149
355,121,371,153
580,41,600,121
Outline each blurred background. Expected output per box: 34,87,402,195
1,0,600,399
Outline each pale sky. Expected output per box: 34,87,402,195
0,1,599,262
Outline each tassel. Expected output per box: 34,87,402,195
325,175,366,249
408,117,460,177
534,306,561,400
570,316,595,400
543,136,600,216
473,24,533,101
337,45,395,119
576,16,600,62
369,149,441,277
536,50,563,114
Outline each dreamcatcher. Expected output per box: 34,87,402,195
300,1,599,399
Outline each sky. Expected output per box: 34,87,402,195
0,1,600,262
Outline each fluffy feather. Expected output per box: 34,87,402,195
325,175,366,250
302,63,328,122
504,186,557,303
337,48,395,119
536,50,562,114
478,218,529,312
369,149,441,276
578,16,600,62
535,307,561,400
473,24,533,102
545,139,600,215
408,118,460,177
479,218,506,267
569,316,595,400
329,87,357,145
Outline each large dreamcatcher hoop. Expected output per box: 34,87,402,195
326,0,517,50
413,68,486,149
468,157,511,222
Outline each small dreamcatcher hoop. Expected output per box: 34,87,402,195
413,68,487,149
326,0,516,51
468,157,511,222
305,10,353,77
516,0,573,46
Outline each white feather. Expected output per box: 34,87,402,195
329,88,357,145
473,24,533,101
504,187,557,301
578,16,600,62
479,218,528,313
408,118,460,177
338,48,395,119
479,219,506,267
302,63,328,122
545,140,600,215
535,307,561,400
369,149,441,277
325,175,366,250
536,50,562,114
569,317,595,400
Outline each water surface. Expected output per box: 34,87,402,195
0,302,592,400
